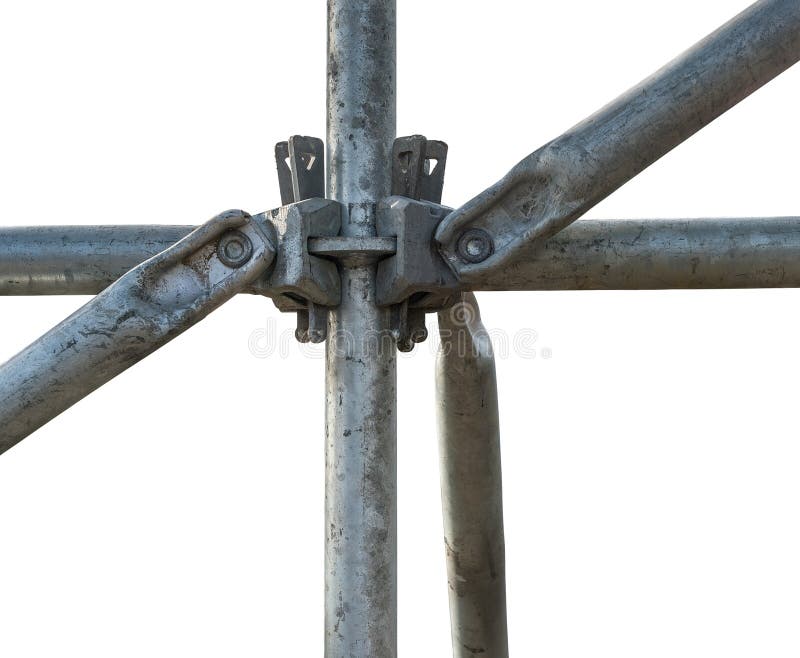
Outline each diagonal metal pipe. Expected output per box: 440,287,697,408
436,0,800,283
436,293,508,658
0,211,275,453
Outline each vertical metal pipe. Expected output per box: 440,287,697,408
325,1,397,656
436,293,508,657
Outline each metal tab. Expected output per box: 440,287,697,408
275,141,294,205
274,135,325,204
392,135,448,204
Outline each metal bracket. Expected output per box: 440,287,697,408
269,135,453,347
381,136,453,349
272,136,335,343
275,136,325,205
376,196,459,309
309,235,396,265
258,198,342,343
391,135,448,204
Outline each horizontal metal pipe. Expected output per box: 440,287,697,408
0,225,193,295
474,217,800,291
4,218,800,295
0,213,275,452
436,293,508,658
436,0,800,282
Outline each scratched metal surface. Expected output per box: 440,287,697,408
476,217,800,291
436,0,800,284
436,293,508,657
0,212,275,452
324,1,399,656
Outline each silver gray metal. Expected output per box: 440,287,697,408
391,135,448,205
8,216,800,297
275,136,326,205
0,226,391,297
476,217,800,291
375,201,800,300
376,197,456,307
1,0,799,652
259,199,342,309
309,236,397,262
0,199,344,312
436,0,800,283
436,293,508,658
0,225,193,295
0,211,275,453
325,0,398,656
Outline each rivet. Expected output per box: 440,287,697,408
456,228,494,264
217,230,254,268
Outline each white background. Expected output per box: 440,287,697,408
1,0,799,655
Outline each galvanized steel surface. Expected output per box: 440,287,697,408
436,0,800,283
325,1,398,656
0,225,193,295
437,293,508,658
476,217,800,291
326,0,396,206
0,211,275,452
0,0,798,654
6,216,800,298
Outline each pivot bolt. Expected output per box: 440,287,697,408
456,228,493,264
217,230,253,268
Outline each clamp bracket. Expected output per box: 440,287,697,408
376,196,458,309
257,198,342,326
271,136,339,343
375,135,455,350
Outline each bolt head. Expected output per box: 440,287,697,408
397,337,415,353
307,328,327,344
410,326,428,343
456,228,493,264
217,230,254,268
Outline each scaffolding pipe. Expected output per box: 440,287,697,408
324,1,398,656
0,212,275,452
5,218,800,295
436,293,508,658
0,225,192,295
436,0,800,282
475,217,800,291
